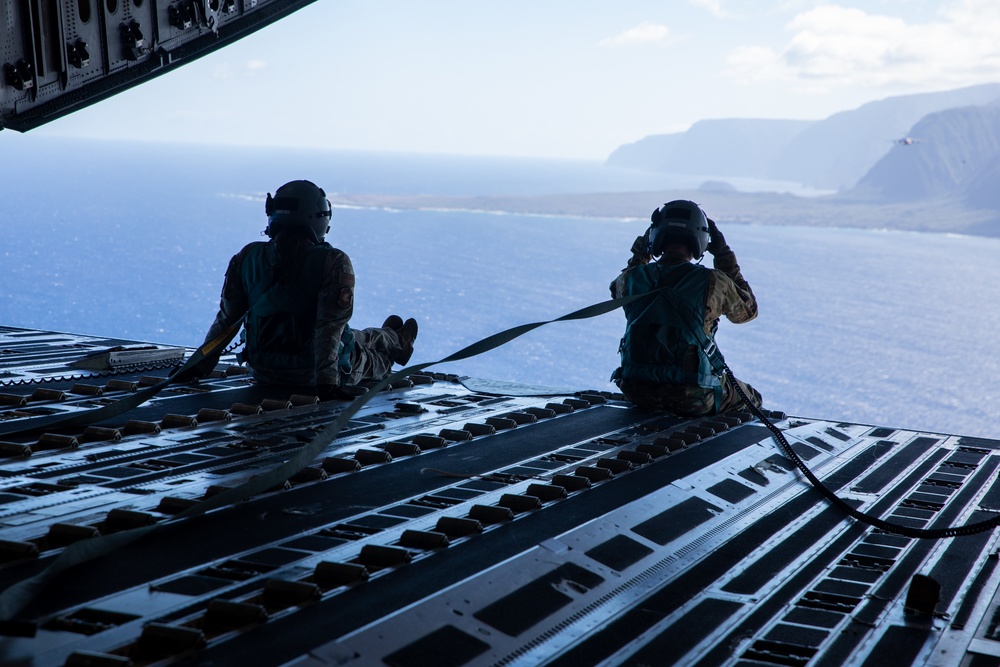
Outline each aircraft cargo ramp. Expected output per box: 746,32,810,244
1,325,1000,667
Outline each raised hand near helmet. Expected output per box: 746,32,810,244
628,231,652,267
706,218,729,256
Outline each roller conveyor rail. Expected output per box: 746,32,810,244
1,326,1000,666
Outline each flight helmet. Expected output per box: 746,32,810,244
648,200,710,259
264,180,333,243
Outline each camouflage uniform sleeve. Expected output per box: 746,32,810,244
203,251,250,345
705,248,758,329
189,251,249,377
315,249,355,387
610,267,632,299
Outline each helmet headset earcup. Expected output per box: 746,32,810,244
647,200,710,259
263,180,332,243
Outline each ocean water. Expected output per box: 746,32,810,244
2,138,998,439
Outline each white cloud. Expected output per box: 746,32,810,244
210,59,265,80
599,21,670,47
724,1,1000,92
211,62,233,80
689,0,736,19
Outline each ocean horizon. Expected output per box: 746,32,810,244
2,139,997,439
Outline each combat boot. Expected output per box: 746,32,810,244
394,318,418,365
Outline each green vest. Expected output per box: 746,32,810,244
240,242,353,379
617,262,721,391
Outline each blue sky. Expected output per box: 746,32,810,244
31,0,1000,159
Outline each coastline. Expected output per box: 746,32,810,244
330,190,1000,237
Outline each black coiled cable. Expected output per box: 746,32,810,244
725,366,1000,539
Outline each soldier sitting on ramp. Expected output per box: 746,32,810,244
176,179,417,395
610,200,761,416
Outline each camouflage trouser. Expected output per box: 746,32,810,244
342,325,403,386
618,373,762,418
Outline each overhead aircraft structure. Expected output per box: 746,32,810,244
4,3,1000,667
0,0,317,131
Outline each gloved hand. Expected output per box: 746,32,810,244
706,218,729,256
169,358,213,383
628,231,651,266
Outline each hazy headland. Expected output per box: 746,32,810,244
330,83,1000,238
328,188,1000,237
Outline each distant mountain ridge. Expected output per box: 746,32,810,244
607,118,813,178
853,105,1000,201
963,153,1000,212
607,83,1000,195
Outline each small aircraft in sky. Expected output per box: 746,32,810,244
892,136,923,145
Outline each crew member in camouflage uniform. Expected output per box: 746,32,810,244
610,200,761,416
178,180,417,394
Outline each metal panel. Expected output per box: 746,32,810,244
1,0,317,130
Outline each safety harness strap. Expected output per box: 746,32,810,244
622,262,725,410
0,288,663,622
652,270,726,411
1,285,997,624
652,262,726,375
0,267,297,439
0,317,245,438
